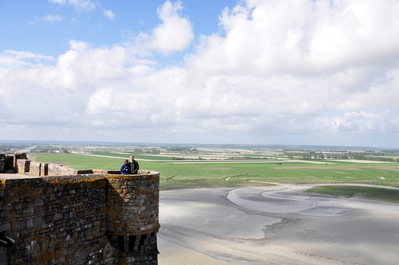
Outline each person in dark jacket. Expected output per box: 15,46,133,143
120,159,130,174
130,155,139,174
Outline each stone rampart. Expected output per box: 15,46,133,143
0,175,108,264
105,175,159,262
0,153,160,265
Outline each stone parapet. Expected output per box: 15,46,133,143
16,159,30,174
0,171,160,264
105,172,160,262
13,153,27,172
106,172,160,234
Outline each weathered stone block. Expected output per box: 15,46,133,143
0,223,11,232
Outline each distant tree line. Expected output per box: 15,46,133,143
91,148,160,154
166,147,197,152
350,153,399,162
227,156,271,160
284,151,399,162
132,148,160,154
31,146,69,153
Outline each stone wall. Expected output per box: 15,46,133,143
0,171,160,264
105,175,159,263
0,175,108,264
15,159,94,177
1,153,90,176
0,154,5,173
13,153,27,172
2,156,13,172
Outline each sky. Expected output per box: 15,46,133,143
1,0,399,148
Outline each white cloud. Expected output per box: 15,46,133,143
39,15,64,23
86,87,117,114
0,50,54,69
134,0,194,55
1,0,399,147
316,111,398,134
187,0,399,75
49,0,95,11
49,0,65,4
103,9,115,20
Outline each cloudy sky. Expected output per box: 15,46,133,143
1,0,399,148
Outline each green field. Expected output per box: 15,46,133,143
33,153,399,191
32,153,399,202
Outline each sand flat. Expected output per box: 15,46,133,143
158,185,399,264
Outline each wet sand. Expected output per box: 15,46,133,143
158,185,399,265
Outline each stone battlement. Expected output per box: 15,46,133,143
0,154,159,264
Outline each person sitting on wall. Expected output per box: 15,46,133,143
130,155,139,174
120,159,130,174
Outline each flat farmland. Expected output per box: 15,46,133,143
33,153,399,190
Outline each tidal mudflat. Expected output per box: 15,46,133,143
159,185,399,265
